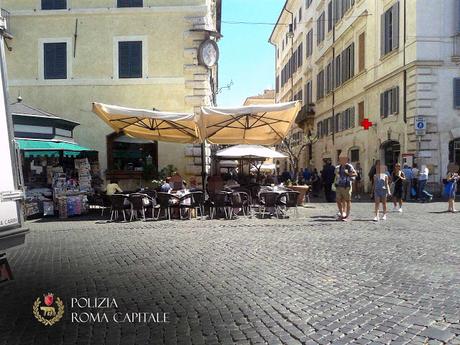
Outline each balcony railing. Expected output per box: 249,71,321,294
295,104,315,126
0,9,12,39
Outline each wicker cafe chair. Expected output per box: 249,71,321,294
109,194,130,222
128,193,155,221
258,192,282,218
182,191,206,220
231,191,251,217
155,192,181,220
278,191,300,218
209,191,233,219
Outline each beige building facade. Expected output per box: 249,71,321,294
270,0,460,191
3,0,221,188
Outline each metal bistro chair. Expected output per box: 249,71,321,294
109,194,130,222
155,192,181,220
210,191,233,220
231,191,251,217
180,191,206,220
258,191,282,218
278,191,300,218
128,193,155,221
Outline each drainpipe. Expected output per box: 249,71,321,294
403,0,407,125
285,8,295,101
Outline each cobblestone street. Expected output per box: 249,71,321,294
0,201,459,345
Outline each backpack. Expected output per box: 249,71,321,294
335,164,354,188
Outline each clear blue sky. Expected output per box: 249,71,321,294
217,0,284,107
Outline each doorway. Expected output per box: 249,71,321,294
381,140,401,172
449,138,460,166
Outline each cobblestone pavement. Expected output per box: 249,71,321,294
0,201,459,345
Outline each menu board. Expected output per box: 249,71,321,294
0,36,20,229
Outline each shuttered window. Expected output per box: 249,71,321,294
328,117,334,135
118,41,142,78
325,61,334,94
305,80,312,105
335,113,341,132
306,0,313,9
44,42,67,79
380,87,400,117
317,12,326,45
299,7,302,22
297,43,303,68
341,43,354,83
358,101,365,124
327,1,333,32
334,107,355,132
317,70,325,100
275,75,279,93
358,32,365,72
41,0,66,10
306,30,313,58
335,55,342,88
317,122,322,138
117,0,143,7
453,78,460,108
381,2,400,56
350,149,359,162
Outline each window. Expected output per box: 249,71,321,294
380,87,400,117
306,30,313,58
322,119,329,136
333,0,341,26
305,80,312,105
341,0,355,17
350,149,359,162
328,117,334,135
454,78,460,108
317,69,325,100
325,61,334,94
306,0,313,9
335,55,341,88
381,2,400,56
294,17,297,32
297,43,303,68
317,12,326,45
117,0,143,7
341,43,355,83
276,75,279,93
328,1,333,32
358,101,365,124
41,0,66,10
335,107,355,132
118,41,142,78
317,122,322,138
293,90,303,101
44,42,67,79
299,7,302,22
358,32,365,72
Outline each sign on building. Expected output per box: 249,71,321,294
414,116,426,136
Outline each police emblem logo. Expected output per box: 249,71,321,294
33,293,64,326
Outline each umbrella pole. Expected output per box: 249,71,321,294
201,141,207,193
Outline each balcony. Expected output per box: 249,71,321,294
0,9,12,39
295,103,315,127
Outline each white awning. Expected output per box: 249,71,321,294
216,145,287,159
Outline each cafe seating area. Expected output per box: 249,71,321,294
94,183,307,222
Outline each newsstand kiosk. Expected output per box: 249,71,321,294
0,13,28,283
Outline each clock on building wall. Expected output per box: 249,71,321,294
198,39,219,68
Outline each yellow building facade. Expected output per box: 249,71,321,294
3,0,221,188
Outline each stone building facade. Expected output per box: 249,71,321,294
270,0,460,191
3,0,221,188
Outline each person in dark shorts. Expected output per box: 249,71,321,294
391,163,406,212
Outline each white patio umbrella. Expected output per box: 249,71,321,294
92,102,200,143
199,101,301,145
215,145,287,159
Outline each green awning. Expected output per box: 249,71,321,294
17,139,94,158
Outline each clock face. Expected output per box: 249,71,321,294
199,40,218,67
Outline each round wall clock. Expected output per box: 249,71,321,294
198,39,219,68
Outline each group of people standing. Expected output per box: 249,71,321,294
319,157,459,222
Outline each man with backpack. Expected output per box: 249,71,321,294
335,155,357,221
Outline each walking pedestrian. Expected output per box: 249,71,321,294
373,165,391,221
311,168,321,197
321,160,336,202
391,163,406,212
417,164,433,202
411,163,419,199
368,160,380,199
353,162,363,200
445,164,459,213
401,164,412,201
334,155,357,221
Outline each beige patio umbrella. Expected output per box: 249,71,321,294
92,102,200,144
198,101,301,145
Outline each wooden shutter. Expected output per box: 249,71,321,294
393,87,400,114
454,79,460,108
118,0,143,7
350,107,356,127
44,42,67,79
119,41,142,78
350,43,355,78
381,13,386,56
328,1,333,32
42,0,66,9
380,92,385,117
358,33,365,72
392,2,400,50
335,55,341,87
358,101,364,124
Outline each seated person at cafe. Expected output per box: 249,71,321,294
160,177,172,193
105,180,123,196
224,174,240,188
